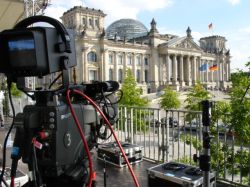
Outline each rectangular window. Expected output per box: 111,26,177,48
89,18,93,26
118,55,123,65
109,54,113,64
82,18,86,25
144,57,148,65
145,70,148,83
118,69,123,83
127,56,132,65
136,56,141,65
89,70,97,81
136,70,140,83
95,19,99,27
109,69,113,80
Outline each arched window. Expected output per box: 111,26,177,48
87,52,97,62
109,69,113,80
118,69,123,83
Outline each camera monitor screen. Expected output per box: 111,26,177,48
8,37,36,68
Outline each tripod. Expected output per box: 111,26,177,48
194,100,213,187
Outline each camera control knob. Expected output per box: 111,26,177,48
49,118,55,123
49,124,55,129
49,112,55,117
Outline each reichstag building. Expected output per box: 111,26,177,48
61,6,231,93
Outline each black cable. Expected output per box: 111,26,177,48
32,144,38,187
96,90,123,105
102,97,117,120
101,90,111,118
0,81,15,186
2,178,9,187
21,90,35,100
49,72,63,89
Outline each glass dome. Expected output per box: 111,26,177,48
106,19,148,40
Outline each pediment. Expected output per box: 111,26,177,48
172,38,202,51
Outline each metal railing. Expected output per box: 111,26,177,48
109,106,250,186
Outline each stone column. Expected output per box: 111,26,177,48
205,60,209,82
179,55,184,86
193,56,197,84
197,57,201,82
224,62,228,82
210,61,214,82
159,55,163,85
219,59,222,81
166,54,170,84
141,54,145,83
172,54,178,84
114,51,118,81
102,50,107,81
186,56,191,86
123,52,127,81
132,53,136,78
83,50,88,82
216,58,220,88
221,60,224,82
227,60,231,81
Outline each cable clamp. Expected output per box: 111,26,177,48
32,138,43,150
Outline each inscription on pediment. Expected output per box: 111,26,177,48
176,40,191,48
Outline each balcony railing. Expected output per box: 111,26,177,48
108,106,250,187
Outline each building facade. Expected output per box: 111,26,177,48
61,6,231,93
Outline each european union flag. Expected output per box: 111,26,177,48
199,64,208,71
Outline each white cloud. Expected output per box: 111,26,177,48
222,27,250,71
227,0,240,5
44,0,83,21
86,0,173,25
239,26,250,33
45,0,173,25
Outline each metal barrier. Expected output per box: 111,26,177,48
109,106,250,186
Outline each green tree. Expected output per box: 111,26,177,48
211,101,231,125
228,62,250,185
119,69,148,107
118,69,149,132
181,65,250,185
230,66,250,145
2,91,9,117
184,82,211,121
11,83,22,97
160,86,181,110
1,82,22,117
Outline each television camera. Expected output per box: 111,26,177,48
0,15,119,187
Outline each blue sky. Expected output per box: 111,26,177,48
45,0,250,71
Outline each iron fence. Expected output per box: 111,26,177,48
108,106,250,186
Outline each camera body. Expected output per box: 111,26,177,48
14,92,98,177
0,27,76,77
0,16,119,186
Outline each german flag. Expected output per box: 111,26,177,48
208,23,213,30
209,64,218,71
